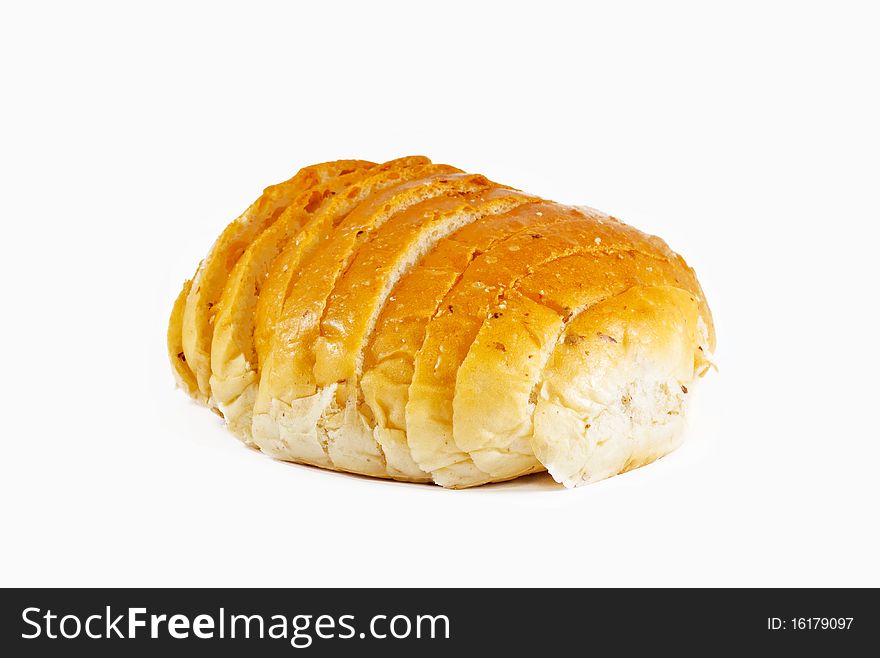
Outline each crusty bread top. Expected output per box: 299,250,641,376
207,160,406,414
314,186,538,392
251,157,443,373
257,170,493,407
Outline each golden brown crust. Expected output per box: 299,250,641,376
208,160,420,439
316,187,536,390
251,157,439,371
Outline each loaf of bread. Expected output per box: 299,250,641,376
168,157,715,488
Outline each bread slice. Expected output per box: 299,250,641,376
167,275,204,403
451,246,713,487
312,187,540,477
251,157,440,372
406,204,694,485
180,159,375,403
252,171,497,466
529,285,711,487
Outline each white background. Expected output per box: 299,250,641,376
1,1,878,587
